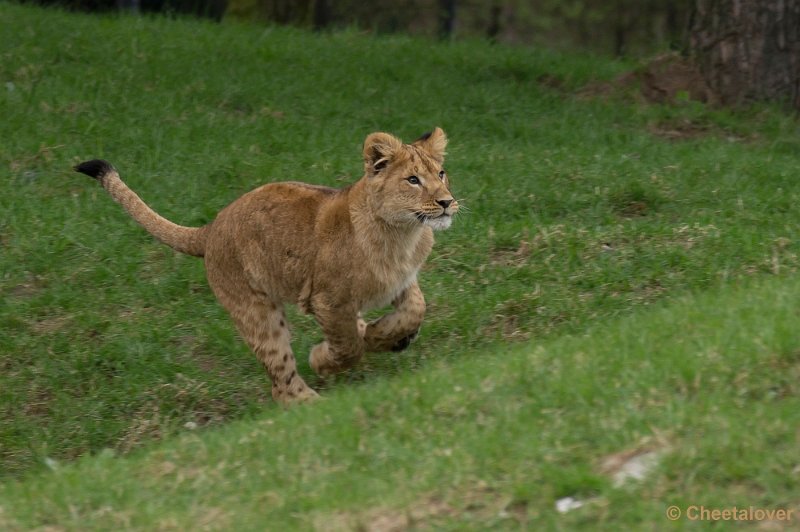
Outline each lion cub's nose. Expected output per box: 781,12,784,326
436,198,454,209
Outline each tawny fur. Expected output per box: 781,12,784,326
74,128,458,404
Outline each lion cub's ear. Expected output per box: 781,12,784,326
413,127,448,162
363,132,403,176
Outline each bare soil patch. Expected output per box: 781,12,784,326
579,53,713,105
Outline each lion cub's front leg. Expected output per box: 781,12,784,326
309,303,366,377
363,282,426,353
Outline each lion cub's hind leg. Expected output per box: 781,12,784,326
244,300,318,404
213,286,318,404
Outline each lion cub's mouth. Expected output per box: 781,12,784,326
415,212,453,230
415,211,447,222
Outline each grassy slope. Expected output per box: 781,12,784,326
2,275,799,529
0,2,799,527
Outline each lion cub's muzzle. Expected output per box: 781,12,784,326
437,197,458,218
417,197,458,230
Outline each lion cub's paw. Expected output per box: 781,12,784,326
272,383,320,406
356,315,368,338
309,341,337,377
391,329,420,352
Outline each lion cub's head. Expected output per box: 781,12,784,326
361,127,458,231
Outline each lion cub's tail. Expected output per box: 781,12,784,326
74,160,208,257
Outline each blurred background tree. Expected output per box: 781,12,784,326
25,0,799,108
690,0,800,108
222,0,694,58
31,0,693,57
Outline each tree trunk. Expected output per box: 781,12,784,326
312,0,329,31
665,1,683,50
690,0,800,108
487,1,501,43
116,0,140,12
438,0,456,40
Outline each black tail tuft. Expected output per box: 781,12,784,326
414,131,433,143
74,159,115,180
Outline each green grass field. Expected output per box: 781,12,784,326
1,3,799,529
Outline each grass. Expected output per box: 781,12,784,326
1,2,799,528
1,275,799,529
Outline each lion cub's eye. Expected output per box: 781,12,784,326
407,176,420,185
438,170,446,180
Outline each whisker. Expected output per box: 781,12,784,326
453,199,470,215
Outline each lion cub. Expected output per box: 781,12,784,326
74,128,458,404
